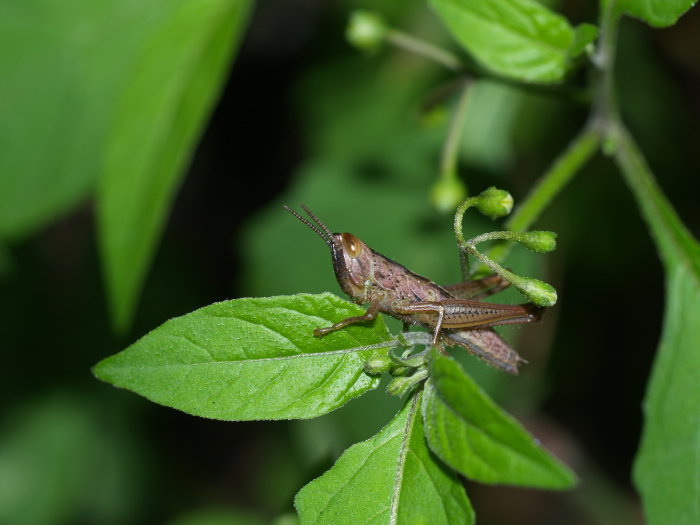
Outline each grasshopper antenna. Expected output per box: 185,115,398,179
284,205,333,248
300,204,333,240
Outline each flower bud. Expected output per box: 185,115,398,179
364,355,392,375
475,187,513,219
515,277,558,307
431,177,467,213
387,376,414,397
346,11,387,52
387,369,428,396
518,231,557,253
390,365,410,377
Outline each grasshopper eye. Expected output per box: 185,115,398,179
341,233,363,258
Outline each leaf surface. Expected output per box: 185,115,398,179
619,0,696,27
616,127,700,525
94,293,392,421
422,350,576,488
429,0,577,83
295,392,474,525
97,0,252,331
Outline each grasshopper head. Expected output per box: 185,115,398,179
329,232,373,300
284,205,372,302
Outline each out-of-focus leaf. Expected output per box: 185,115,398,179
94,294,392,421
616,128,700,525
619,0,696,27
97,0,252,332
0,394,143,525
459,80,520,171
568,23,599,59
422,349,576,488
295,392,474,525
0,1,153,239
428,0,576,83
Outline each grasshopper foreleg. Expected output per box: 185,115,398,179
314,300,380,337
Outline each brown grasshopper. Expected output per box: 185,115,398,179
285,205,544,374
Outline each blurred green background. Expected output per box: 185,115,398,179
1,0,699,524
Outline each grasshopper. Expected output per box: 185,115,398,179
284,205,544,374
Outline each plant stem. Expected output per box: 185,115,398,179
440,81,472,181
386,29,462,71
610,122,700,276
594,1,700,275
592,0,622,126
484,125,600,266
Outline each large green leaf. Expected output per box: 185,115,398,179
94,293,393,421
97,0,252,332
422,349,576,488
0,1,159,239
613,126,700,525
619,0,696,27
428,0,579,83
295,392,474,525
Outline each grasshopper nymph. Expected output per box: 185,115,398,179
284,205,543,374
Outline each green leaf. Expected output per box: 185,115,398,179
295,392,474,525
422,349,576,488
634,264,700,525
568,23,599,59
0,1,154,239
428,0,577,83
613,127,700,525
619,0,696,27
97,0,252,332
94,293,392,421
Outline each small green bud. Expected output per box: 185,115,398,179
346,11,387,52
387,377,413,397
475,187,513,219
387,368,428,396
516,277,558,307
518,231,557,253
390,365,410,377
431,177,467,213
364,355,392,375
